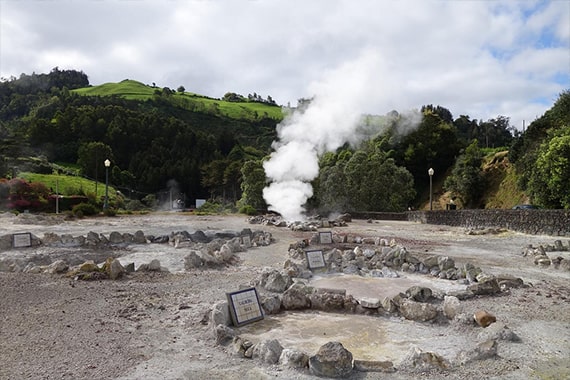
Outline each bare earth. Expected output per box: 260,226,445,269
0,213,569,380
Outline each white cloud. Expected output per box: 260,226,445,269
0,0,567,130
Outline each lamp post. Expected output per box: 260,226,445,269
104,159,111,209
428,167,434,211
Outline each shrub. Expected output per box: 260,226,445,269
125,199,147,211
72,202,99,217
239,204,258,216
103,207,116,217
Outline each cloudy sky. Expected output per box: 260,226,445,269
1,0,568,129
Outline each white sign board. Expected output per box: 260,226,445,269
319,231,333,244
227,287,264,327
306,249,326,269
242,235,252,248
12,233,32,248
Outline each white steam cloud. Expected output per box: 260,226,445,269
263,51,421,221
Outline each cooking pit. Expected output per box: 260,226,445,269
210,230,531,377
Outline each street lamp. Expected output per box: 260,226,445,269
104,159,111,209
428,167,434,211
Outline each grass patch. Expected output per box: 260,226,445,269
18,172,116,200
481,152,528,209
72,80,284,121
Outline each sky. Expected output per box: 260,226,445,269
0,0,569,130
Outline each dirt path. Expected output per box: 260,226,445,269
0,213,569,379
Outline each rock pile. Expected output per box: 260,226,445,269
247,214,351,231
0,228,273,275
521,240,570,270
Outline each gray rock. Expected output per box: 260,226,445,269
310,292,345,311
124,262,135,273
456,339,498,364
353,359,396,372
109,231,123,244
184,251,204,269
122,233,134,244
23,263,42,273
253,339,283,365
468,278,501,295
358,297,381,309
107,258,125,280
85,231,101,246
148,259,162,271
369,269,384,277
405,286,433,302
226,237,243,252
438,256,455,271
279,348,309,369
133,230,146,244
381,296,398,313
443,296,462,319
190,230,210,243
211,301,232,327
446,289,475,300
399,299,438,322
232,336,253,357
400,345,449,370
282,284,311,310
342,263,360,275
422,255,440,268
381,267,399,278
309,341,353,378
260,295,281,315
45,259,68,274
213,324,235,345
535,255,551,266
283,259,301,278
477,322,520,342
215,244,234,262
496,274,524,289
259,268,290,293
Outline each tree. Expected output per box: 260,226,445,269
395,108,461,200
240,160,267,210
477,116,513,148
222,92,245,102
315,142,415,213
527,126,570,209
76,142,114,180
177,85,185,93
443,140,485,208
511,91,570,192
421,104,453,124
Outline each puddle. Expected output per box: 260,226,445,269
309,272,468,299
237,311,463,363
237,273,471,363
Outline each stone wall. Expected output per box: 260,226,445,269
350,212,409,221
407,209,570,236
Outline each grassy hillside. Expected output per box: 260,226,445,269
19,172,116,199
481,151,528,209
426,151,529,210
72,79,285,121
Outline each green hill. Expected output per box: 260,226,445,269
72,79,285,121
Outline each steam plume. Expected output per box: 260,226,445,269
263,51,420,221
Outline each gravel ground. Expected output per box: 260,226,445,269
0,213,569,380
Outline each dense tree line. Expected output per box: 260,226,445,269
2,68,566,211
509,91,570,208
0,69,278,202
